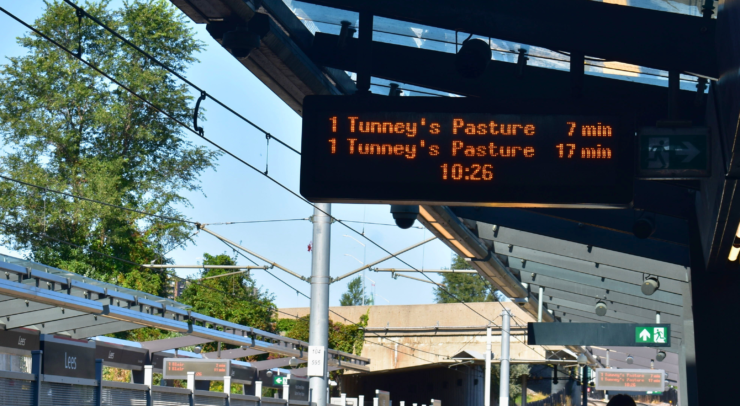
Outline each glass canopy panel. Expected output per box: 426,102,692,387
285,0,702,92
0,253,191,309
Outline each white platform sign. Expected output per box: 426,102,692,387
307,346,325,377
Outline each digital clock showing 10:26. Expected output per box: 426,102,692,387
300,96,634,207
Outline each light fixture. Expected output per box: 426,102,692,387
418,206,435,222
455,38,491,78
656,350,667,362
595,301,608,317
641,276,660,296
626,355,634,365
450,240,475,258
633,217,655,239
431,222,455,239
729,222,740,261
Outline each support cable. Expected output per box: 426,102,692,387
0,174,196,225
15,221,442,364
59,0,300,155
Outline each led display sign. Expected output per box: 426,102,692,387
594,369,665,392
300,96,635,207
163,358,229,381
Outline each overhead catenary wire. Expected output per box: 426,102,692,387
0,7,547,359
0,174,196,225
13,219,443,364
60,0,301,155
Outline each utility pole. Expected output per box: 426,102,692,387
485,325,492,406
499,310,511,406
309,203,331,406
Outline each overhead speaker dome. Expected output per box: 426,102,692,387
455,38,492,79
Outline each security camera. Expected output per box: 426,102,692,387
595,301,608,317
577,353,589,366
193,346,202,354
289,357,301,367
633,217,655,239
390,205,419,229
626,355,634,365
266,370,273,378
656,350,666,362
641,277,660,296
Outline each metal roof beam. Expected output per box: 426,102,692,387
202,347,265,360
592,346,680,366
499,244,688,293
3,307,89,330
300,0,717,77
509,259,684,307
0,299,54,317
36,314,110,334
453,207,690,266
313,33,701,121
140,336,215,353
485,226,690,279
68,321,145,339
522,274,684,314
528,280,683,322
543,296,683,333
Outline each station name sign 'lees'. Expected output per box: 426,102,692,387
300,96,634,207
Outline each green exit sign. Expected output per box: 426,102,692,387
636,326,669,344
638,127,710,179
273,376,286,386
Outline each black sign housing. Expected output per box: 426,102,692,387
95,341,148,371
40,335,96,379
301,96,635,208
528,323,671,347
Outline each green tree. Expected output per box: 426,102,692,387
0,0,217,296
339,275,368,306
178,253,276,335
493,364,531,405
433,255,496,303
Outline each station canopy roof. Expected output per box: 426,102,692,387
167,0,707,384
0,254,369,372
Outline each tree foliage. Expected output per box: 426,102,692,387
277,312,368,356
179,253,276,337
434,255,496,303
339,275,368,306
0,0,217,296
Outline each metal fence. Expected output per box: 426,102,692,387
0,371,316,406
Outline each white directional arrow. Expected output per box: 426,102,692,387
639,329,651,341
675,141,700,163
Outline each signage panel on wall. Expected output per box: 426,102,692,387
301,96,635,207
95,341,148,371
0,328,40,352
528,323,671,347
595,369,665,392
40,335,96,380
289,378,310,401
230,363,257,385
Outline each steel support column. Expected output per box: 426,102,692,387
309,203,332,406
499,311,511,406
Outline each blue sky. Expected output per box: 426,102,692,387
0,0,455,312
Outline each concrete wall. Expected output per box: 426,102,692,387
280,302,557,373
